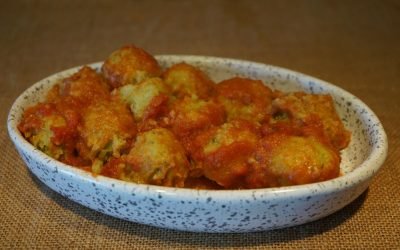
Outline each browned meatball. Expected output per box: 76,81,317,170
18,103,68,160
167,96,226,138
190,120,259,188
216,77,273,123
124,128,190,187
102,45,162,88
53,66,110,105
246,133,340,188
272,92,350,150
77,99,136,173
162,62,215,99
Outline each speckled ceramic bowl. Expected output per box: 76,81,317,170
7,56,387,233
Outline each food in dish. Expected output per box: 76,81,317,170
18,44,351,189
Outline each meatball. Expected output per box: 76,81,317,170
102,45,161,88
168,96,225,138
18,103,72,160
272,92,350,150
190,120,259,188
118,77,170,123
216,77,273,123
162,62,215,99
124,128,189,187
246,133,340,188
78,99,136,172
54,66,110,105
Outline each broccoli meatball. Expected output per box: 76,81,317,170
246,133,340,188
124,128,189,187
118,77,170,123
162,62,215,99
168,96,225,138
18,103,72,160
272,92,350,150
77,99,136,173
216,77,273,123
102,45,161,88
190,120,259,188
54,66,110,104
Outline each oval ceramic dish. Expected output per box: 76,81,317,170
8,56,387,233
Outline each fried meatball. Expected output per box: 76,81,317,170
190,120,259,188
54,66,110,104
78,99,136,172
216,77,273,123
168,96,225,138
18,103,73,160
118,77,170,123
162,62,215,99
102,45,161,88
246,133,340,188
272,92,350,150
124,128,189,187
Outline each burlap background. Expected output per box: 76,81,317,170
1,0,399,249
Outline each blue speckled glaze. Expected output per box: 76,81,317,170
7,56,388,232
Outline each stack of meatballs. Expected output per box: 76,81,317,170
19,45,350,189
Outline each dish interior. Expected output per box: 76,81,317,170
12,56,379,179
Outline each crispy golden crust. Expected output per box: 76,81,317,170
216,77,273,123
18,103,67,159
246,133,340,188
162,62,215,99
272,92,351,150
190,120,259,188
124,128,189,187
167,97,226,138
18,98,89,166
56,66,110,104
102,45,161,88
78,99,136,162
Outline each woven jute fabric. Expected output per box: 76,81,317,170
1,0,399,249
